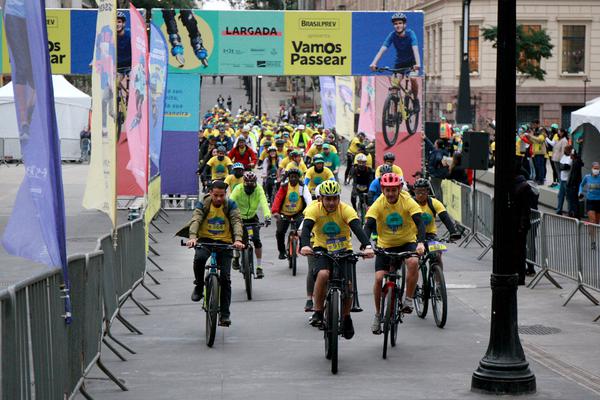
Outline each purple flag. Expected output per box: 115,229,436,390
319,76,336,129
1,0,70,319
149,23,168,179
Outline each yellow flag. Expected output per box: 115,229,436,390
83,0,117,227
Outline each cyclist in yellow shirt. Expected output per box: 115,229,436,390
206,146,233,181
224,163,245,193
375,152,404,178
364,173,426,334
304,155,334,197
299,181,374,338
285,150,308,174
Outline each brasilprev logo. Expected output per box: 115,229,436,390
298,18,339,30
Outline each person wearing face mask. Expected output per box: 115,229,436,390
229,172,271,278
350,154,375,212
262,146,280,203
304,155,334,198
206,146,233,181
225,163,245,193
579,162,600,248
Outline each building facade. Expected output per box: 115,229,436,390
314,0,600,129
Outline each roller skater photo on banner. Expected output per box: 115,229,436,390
162,9,209,68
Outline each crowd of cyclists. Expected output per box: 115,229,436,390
180,106,461,336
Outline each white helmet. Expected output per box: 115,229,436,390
355,154,368,163
297,124,305,130
314,137,324,146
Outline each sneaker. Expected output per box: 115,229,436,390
256,267,264,279
278,252,287,260
401,298,414,314
371,314,381,334
219,315,231,327
310,311,324,328
343,316,355,340
232,257,240,270
304,299,314,312
190,286,203,302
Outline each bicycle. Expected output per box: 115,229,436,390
414,240,449,328
355,187,370,225
281,215,300,276
183,241,234,347
375,67,420,146
374,248,417,359
263,172,278,205
238,222,265,301
313,250,362,374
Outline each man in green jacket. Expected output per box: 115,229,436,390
229,171,272,278
179,180,244,327
320,143,340,180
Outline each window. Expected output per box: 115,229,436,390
458,24,479,74
562,25,586,74
516,105,540,128
518,25,541,71
561,105,583,129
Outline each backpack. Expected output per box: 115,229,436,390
427,196,438,218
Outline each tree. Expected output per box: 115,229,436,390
482,25,553,81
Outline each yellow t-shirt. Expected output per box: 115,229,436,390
285,160,308,174
304,166,334,192
224,174,244,192
202,128,218,139
348,137,363,154
375,164,404,178
197,203,232,243
307,145,338,158
259,149,270,161
206,156,233,180
417,197,446,234
282,183,304,216
366,191,422,248
353,153,373,168
303,201,358,252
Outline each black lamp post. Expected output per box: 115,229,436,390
471,0,536,393
456,0,472,125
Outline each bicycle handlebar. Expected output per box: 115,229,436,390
180,239,235,250
374,66,413,75
312,250,364,261
374,248,418,259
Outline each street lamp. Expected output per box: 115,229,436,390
471,0,536,394
456,0,472,125
584,77,591,104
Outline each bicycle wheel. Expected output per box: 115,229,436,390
359,200,366,225
414,263,429,319
287,234,293,270
330,290,340,374
390,287,399,347
431,264,448,328
382,95,401,147
243,248,253,301
382,287,393,359
290,236,298,277
404,94,420,136
205,275,219,347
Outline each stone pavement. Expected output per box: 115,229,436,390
77,188,600,399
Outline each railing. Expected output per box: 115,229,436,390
0,217,164,399
440,179,600,321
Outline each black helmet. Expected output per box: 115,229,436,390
383,152,396,162
379,164,393,175
391,13,407,22
413,178,430,189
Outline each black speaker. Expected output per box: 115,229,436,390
462,131,490,170
425,122,440,143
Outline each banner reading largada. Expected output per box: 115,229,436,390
284,12,351,76
83,0,117,227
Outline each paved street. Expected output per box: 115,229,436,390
1,77,599,399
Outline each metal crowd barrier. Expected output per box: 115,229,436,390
0,217,157,399
458,182,472,231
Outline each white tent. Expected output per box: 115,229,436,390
570,98,600,175
0,75,91,161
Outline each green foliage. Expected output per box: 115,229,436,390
482,25,553,81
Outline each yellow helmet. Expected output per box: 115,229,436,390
319,180,341,197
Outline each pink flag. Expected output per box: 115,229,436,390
357,76,376,140
125,5,149,192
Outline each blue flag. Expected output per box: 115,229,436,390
1,0,70,319
149,23,168,179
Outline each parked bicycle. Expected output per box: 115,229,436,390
313,250,362,374
281,215,300,276
375,67,420,146
414,240,448,328
182,240,234,347
238,222,265,301
374,248,417,359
